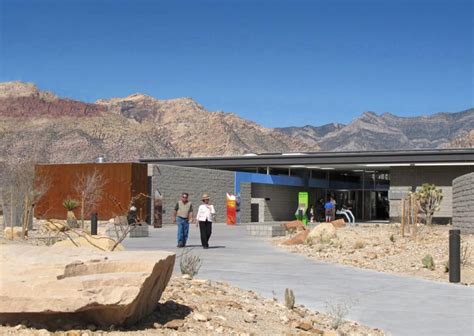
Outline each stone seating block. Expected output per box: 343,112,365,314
129,224,149,238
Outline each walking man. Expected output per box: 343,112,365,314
172,192,193,248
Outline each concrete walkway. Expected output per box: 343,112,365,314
123,224,474,336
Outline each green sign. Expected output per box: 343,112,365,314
296,192,309,225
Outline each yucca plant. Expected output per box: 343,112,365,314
63,199,79,211
63,199,79,228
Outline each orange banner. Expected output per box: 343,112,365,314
226,193,236,225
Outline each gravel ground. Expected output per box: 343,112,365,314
0,276,385,336
273,223,474,285
0,218,385,336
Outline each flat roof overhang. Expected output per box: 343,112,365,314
140,149,474,170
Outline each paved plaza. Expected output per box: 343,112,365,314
123,223,474,336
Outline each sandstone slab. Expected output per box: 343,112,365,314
282,220,306,232
0,245,175,328
282,230,309,245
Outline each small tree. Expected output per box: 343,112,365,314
416,183,443,226
106,192,150,251
74,169,107,229
0,162,50,238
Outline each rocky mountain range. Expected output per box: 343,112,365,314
0,81,472,164
0,82,311,164
278,109,474,151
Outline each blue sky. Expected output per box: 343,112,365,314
0,0,472,127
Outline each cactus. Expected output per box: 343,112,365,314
422,254,435,270
284,288,295,310
415,184,443,226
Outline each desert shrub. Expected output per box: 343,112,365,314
461,239,471,267
422,254,435,270
284,288,295,310
325,300,352,330
179,249,202,278
353,240,365,249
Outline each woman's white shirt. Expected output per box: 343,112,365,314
196,204,216,222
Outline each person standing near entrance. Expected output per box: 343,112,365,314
330,195,337,221
196,193,216,249
172,192,193,248
324,197,333,222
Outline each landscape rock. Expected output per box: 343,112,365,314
3,226,24,239
164,319,184,329
282,229,310,245
0,245,175,328
282,220,306,232
295,320,313,331
193,313,210,322
331,218,346,228
306,223,337,244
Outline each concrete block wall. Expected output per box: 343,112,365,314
152,164,234,224
389,166,472,224
239,182,252,224
452,172,474,233
246,223,286,237
251,183,308,222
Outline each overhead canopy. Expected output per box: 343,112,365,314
140,149,474,171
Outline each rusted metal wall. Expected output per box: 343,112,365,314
35,163,148,220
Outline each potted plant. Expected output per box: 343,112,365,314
63,199,79,228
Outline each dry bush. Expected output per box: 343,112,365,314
179,249,202,278
461,239,471,267
325,299,353,330
353,240,365,249
106,192,151,250
74,169,107,229
0,162,50,238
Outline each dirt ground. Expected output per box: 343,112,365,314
0,276,385,336
0,225,385,336
273,223,474,285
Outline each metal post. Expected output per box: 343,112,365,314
91,212,98,235
449,229,461,283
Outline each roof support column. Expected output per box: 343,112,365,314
266,166,270,175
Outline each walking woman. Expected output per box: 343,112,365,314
196,194,216,249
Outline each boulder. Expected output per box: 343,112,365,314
41,219,70,232
331,218,346,228
306,223,337,244
282,229,310,245
3,226,23,239
0,245,175,329
282,220,306,232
